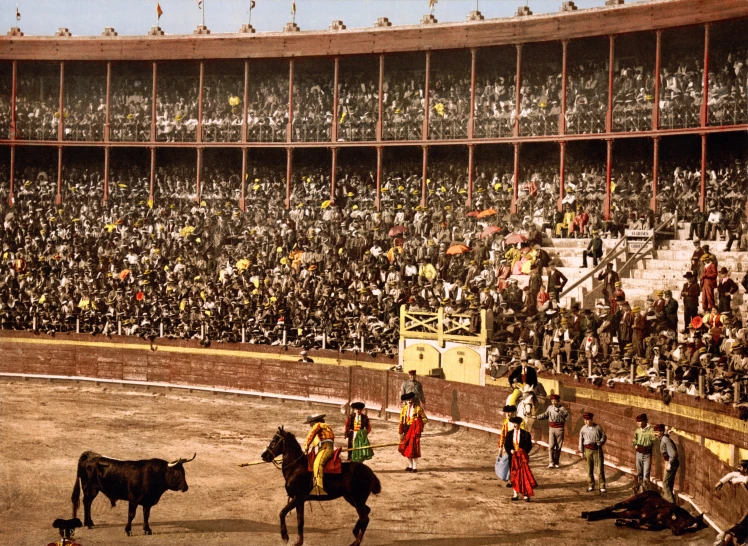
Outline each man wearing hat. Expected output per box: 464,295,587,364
497,405,527,484
345,402,373,463
297,349,314,363
303,414,335,496
504,416,536,501
662,290,678,332
578,412,607,492
546,264,568,302
398,392,428,472
716,267,739,314
690,239,705,277
700,254,717,311
535,394,569,468
597,262,620,302
508,359,538,390
632,305,647,357
654,424,679,503
714,460,748,546
633,413,656,493
581,230,603,268
400,369,426,407
681,271,700,332
609,281,625,314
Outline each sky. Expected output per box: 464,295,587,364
3,0,648,37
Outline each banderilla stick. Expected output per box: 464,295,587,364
239,441,403,467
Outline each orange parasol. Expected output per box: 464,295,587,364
388,226,407,237
480,226,502,238
446,244,471,255
477,208,498,218
504,233,528,245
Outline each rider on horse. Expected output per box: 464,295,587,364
303,414,335,496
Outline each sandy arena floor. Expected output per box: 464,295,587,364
0,378,715,546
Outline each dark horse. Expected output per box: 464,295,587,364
261,426,381,546
581,491,707,535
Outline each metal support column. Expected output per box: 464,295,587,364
196,148,202,203
467,144,475,209
8,146,14,207
423,51,431,141
558,141,566,212
514,45,522,138
105,61,111,142
197,62,204,143
331,147,338,201
651,137,659,212
58,62,65,142
151,62,158,142
699,134,707,211
332,57,339,143
56,147,63,205
377,54,384,141
375,146,382,211
606,36,615,133
287,60,294,143
240,147,247,212
242,61,249,143
285,147,292,209
10,60,17,140
511,142,519,213
701,24,710,127
421,145,428,209
653,31,661,131
468,48,477,139
560,41,568,135
149,147,156,202
604,139,612,220
103,147,110,204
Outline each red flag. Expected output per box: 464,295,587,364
156,2,163,20
250,0,256,9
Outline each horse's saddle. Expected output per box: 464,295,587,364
307,448,343,474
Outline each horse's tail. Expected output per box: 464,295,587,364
371,472,382,495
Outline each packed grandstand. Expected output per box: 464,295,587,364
1,1,747,414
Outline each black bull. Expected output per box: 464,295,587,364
581,491,707,535
71,451,195,536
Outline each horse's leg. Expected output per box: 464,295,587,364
348,502,371,546
292,500,305,546
279,496,297,543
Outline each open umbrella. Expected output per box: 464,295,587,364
388,226,407,237
466,211,480,218
477,208,498,218
504,233,528,245
480,226,502,238
446,244,471,255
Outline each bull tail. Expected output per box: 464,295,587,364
71,474,81,518
371,473,382,495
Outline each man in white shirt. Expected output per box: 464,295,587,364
714,460,748,546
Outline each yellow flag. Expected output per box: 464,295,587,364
291,1,296,15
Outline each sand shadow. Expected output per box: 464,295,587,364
378,530,569,546
146,518,327,534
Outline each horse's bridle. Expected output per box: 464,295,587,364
266,429,308,469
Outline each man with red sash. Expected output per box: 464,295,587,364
398,392,428,472
504,416,536,502
700,255,717,311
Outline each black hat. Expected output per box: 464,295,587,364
509,416,523,425
503,404,517,413
304,414,326,424
401,392,415,401
350,402,365,410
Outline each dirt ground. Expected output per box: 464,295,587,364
0,378,715,546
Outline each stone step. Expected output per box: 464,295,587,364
636,258,747,272
630,269,694,281
660,239,732,250
546,238,622,250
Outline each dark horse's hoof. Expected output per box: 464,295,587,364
581,512,589,519
144,528,152,535
614,519,625,527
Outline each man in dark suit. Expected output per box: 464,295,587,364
508,359,538,389
596,262,620,302
662,289,679,331
716,267,739,313
582,229,603,268
681,271,700,331
504,416,536,501
547,264,568,301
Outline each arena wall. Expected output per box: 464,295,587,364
1,331,746,531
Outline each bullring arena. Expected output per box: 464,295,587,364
2,0,748,544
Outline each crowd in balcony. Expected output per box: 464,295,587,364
2,42,745,144
2,149,747,407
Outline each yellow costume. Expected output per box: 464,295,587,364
304,419,335,496
556,211,575,237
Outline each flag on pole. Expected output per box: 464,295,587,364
197,0,203,8
156,2,163,20
291,1,296,17
16,4,20,20
250,0,256,9
429,0,437,11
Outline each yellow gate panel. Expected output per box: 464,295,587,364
442,347,481,385
402,343,440,376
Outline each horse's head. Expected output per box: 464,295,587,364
669,509,706,536
261,426,286,462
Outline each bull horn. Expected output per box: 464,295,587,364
168,453,197,467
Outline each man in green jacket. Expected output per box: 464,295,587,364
633,413,656,493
